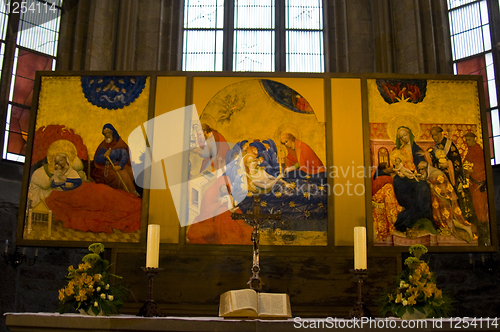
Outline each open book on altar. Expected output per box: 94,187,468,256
219,289,292,318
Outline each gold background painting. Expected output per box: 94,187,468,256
37,76,151,160
150,76,366,247
368,80,482,137
23,76,150,243
368,78,489,247
189,78,327,246
23,74,489,248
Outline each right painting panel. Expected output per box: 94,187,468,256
368,78,492,247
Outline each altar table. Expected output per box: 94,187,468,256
5,313,500,332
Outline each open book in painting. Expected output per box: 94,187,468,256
219,289,292,318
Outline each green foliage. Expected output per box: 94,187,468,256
378,245,453,319
57,243,126,315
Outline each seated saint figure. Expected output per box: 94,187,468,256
92,123,139,196
280,132,325,177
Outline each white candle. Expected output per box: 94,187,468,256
354,226,367,270
4,239,8,253
146,224,160,268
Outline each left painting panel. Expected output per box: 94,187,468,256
19,75,150,245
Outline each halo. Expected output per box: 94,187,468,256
199,114,217,132
386,115,421,143
46,139,78,174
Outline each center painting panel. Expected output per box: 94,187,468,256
186,79,328,246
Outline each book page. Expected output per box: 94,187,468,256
218,291,232,316
257,293,291,317
219,289,258,317
232,289,258,311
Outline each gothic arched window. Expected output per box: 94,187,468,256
182,0,324,72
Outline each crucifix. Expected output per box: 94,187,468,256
232,194,282,291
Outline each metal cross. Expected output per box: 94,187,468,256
231,194,282,291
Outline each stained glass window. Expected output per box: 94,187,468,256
448,0,500,164
1,0,63,162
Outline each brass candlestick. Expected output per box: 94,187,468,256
137,267,164,317
347,269,371,318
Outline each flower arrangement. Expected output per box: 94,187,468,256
58,243,126,315
379,244,453,319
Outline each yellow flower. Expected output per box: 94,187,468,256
58,289,65,301
318,202,323,208
288,182,296,189
423,285,434,297
65,285,74,296
407,296,417,306
395,293,403,303
85,275,94,285
304,211,310,217
303,192,310,198
289,201,296,208
419,262,430,273
260,201,267,207
434,288,443,299
305,175,311,180
318,185,325,191
94,274,102,282
416,281,425,291
274,192,282,198
388,294,394,301
75,290,87,302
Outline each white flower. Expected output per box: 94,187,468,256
94,301,98,307
108,295,114,301
105,284,110,290
402,299,408,306
96,287,101,292
100,293,106,299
